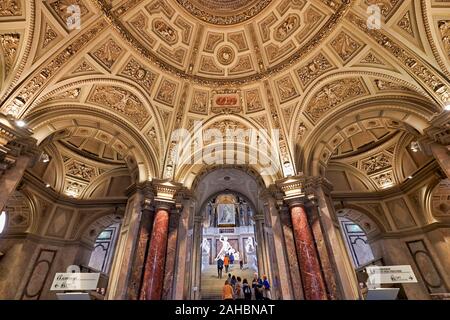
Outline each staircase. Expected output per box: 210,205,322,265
200,263,256,300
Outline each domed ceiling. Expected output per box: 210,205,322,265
0,0,449,184
109,0,344,84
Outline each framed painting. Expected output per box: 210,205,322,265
217,203,236,226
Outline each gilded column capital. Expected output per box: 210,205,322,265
0,114,40,172
275,175,334,208
424,111,450,146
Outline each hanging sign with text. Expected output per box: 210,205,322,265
366,265,418,285
50,273,100,291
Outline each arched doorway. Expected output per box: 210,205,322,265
189,167,279,300
199,191,258,299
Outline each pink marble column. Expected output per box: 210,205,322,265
126,205,154,300
139,207,170,300
290,203,327,300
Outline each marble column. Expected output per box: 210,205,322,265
429,142,450,179
126,198,154,300
254,214,267,276
314,179,360,300
279,206,304,300
140,204,170,300
162,207,181,299
190,216,202,300
289,201,327,300
106,191,144,300
306,200,340,300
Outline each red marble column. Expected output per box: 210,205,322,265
139,207,170,300
290,203,327,300
126,206,154,300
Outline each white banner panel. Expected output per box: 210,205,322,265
50,273,100,291
366,265,418,284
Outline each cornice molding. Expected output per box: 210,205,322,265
331,160,442,201
369,221,450,242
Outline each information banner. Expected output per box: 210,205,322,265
366,265,418,285
50,273,100,291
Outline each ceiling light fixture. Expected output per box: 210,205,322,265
42,153,50,163
0,211,6,235
15,120,26,128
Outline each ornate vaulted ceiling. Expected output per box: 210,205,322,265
0,0,449,193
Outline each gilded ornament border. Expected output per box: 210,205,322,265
173,0,272,26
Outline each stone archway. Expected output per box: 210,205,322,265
183,167,282,300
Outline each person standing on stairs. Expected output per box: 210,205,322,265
217,257,224,279
222,280,234,300
224,254,230,273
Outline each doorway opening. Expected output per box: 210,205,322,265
200,192,258,299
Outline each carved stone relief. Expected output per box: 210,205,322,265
48,0,89,30
276,75,298,103
0,33,20,77
153,19,178,45
91,39,123,70
190,90,209,115
0,0,21,16
330,31,363,63
244,89,264,113
120,58,158,95
305,78,367,123
88,85,150,128
361,153,392,175
155,79,178,106
296,52,334,88
274,14,301,42
438,20,450,61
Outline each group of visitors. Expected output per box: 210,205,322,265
216,253,234,277
216,254,245,279
222,273,271,300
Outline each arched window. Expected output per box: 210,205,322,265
338,216,374,268
88,223,120,274
0,211,6,235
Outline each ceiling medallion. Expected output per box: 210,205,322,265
217,46,235,65
176,0,273,25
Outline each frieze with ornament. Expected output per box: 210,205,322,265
0,0,21,16
330,31,363,63
305,78,368,123
361,153,392,175
3,20,108,116
88,85,150,128
66,160,97,182
274,15,301,42
438,21,450,62
153,19,178,45
190,90,209,115
120,58,158,95
244,89,264,113
0,33,20,77
348,12,450,105
91,39,123,70
296,52,334,89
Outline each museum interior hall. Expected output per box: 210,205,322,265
0,0,449,300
